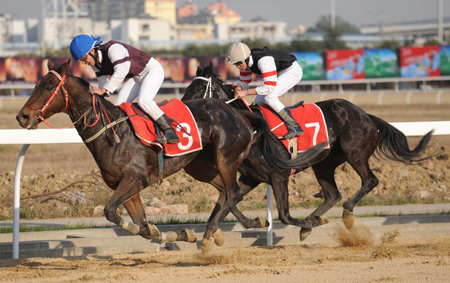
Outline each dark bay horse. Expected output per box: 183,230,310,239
182,65,435,240
16,60,323,253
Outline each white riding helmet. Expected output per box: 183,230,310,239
226,42,251,65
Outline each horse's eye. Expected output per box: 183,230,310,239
46,85,53,91
196,85,204,92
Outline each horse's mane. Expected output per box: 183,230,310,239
71,75,91,90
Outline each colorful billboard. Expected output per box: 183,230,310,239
400,45,440,77
291,52,326,81
440,45,450,76
326,49,364,80
364,49,400,78
1,46,450,86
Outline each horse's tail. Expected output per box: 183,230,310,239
241,110,325,170
369,114,435,164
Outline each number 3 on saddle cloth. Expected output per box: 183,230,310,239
119,98,202,156
259,102,330,156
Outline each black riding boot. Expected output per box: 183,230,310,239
155,114,180,145
277,108,304,139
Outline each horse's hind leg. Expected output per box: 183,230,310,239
342,160,379,229
299,161,343,241
231,175,269,228
271,175,314,229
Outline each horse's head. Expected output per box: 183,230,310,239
16,59,72,129
182,62,235,102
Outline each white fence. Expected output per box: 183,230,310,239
2,76,450,97
2,122,450,258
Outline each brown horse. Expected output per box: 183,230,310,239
182,65,436,240
16,60,324,253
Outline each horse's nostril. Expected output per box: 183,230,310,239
16,114,28,123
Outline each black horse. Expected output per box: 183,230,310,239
16,60,323,253
182,65,435,240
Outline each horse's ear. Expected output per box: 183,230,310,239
207,62,213,76
60,59,71,76
47,59,54,70
196,66,202,76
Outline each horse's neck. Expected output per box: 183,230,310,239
70,92,122,133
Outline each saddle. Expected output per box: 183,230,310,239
257,102,329,153
119,99,203,156
130,100,169,120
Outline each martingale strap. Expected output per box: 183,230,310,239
84,116,129,143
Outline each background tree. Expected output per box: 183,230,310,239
323,27,348,50
377,39,400,49
308,15,360,34
290,35,326,52
423,38,441,46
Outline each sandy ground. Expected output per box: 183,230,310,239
0,230,449,283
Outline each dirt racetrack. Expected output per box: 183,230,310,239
1,232,449,283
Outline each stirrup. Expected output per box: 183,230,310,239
157,134,179,145
283,126,297,140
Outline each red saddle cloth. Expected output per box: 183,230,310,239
118,98,202,156
259,104,329,152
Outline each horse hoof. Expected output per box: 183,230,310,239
256,217,269,228
342,209,354,229
316,215,330,226
120,220,140,235
212,229,225,246
201,238,214,254
184,229,197,243
148,224,160,236
160,231,178,242
176,229,197,242
300,228,312,241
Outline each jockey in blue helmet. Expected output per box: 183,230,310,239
69,34,179,144
69,35,102,61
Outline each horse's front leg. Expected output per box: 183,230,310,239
201,181,243,254
122,193,160,239
104,177,149,236
118,184,197,243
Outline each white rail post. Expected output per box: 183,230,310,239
266,185,273,246
13,144,30,259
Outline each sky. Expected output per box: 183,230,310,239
1,0,449,29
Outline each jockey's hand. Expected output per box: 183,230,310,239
234,84,242,91
235,89,251,99
89,85,110,97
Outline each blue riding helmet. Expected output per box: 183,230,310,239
69,35,102,61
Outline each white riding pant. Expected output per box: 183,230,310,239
254,61,303,113
114,57,165,120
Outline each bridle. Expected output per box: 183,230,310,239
28,70,70,129
28,70,128,142
192,76,212,99
192,75,240,104
192,75,248,106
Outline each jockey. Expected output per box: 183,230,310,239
69,34,179,145
226,42,304,139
